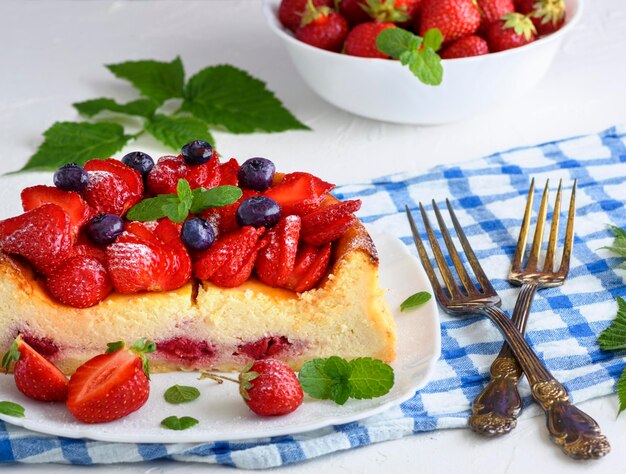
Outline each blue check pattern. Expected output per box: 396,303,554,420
2,125,626,468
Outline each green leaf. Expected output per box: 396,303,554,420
422,28,443,51
324,357,352,405
177,178,193,210
400,291,432,311
107,57,185,104
376,27,417,59
182,64,309,134
1,340,20,371
105,341,125,353
599,296,626,351
330,382,351,405
144,114,215,151
164,385,201,404
16,122,132,173
190,186,242,214
73,98,158,118
0,401,25,418
348,357,394,399
162,200,188,223
604,226,626,258
299,359,334,400
617,369,626,415
126,194,180,222
161,415,199,431
408,48,443,86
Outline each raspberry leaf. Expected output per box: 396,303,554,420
107,57,185,105
73,98,158,119
0,401,25,418
618,369,626,415
164,385,201,404
400,291,432,311
182,65,310,134
161,415,199,430
348,357,394,399
598,296,626,351
144,114,215,151
16,122,132,173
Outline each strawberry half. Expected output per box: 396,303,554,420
0,203,73,274
219,158,240,187
1,336,68,402
83,159,143,216
201,189,260,238
153,219,192,290
146,155,190,195
300,199,361,246
194,226,266,287
263,172,335,216
186,150,221,190
21,185,92,239
66,339,155,423
255,215,301,287
283,243,332,292
47,256,113,308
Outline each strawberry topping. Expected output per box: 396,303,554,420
284,243,332,293
263,172,335,216
255,215,301,287
47,256,113,308
300,199,361,246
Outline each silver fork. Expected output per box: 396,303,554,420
469,180,573,436
405,198,610,460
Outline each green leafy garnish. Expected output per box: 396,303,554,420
164,385,201,404
603,226,626,264
161,415,199,431
299,357,394,405
144,114,215,151
599,296,626,414
73,98,158,118
376,27,443,86
127,179,241,223
400,291,432,311
105,341,125,354
0,401,25,418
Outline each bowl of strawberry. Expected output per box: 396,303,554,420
263,0,582,124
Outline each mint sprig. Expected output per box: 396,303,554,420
161,415,199,431
400,291,432,311
0,401,25,418
299,356,394,405
376,27,444,86
126,179,242,223
164,385,200,404
15,58,309,173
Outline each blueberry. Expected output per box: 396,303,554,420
86,214,124,245
181,217,215,251
181,140,213,166
236,196,281,228
238,157,276,191
121,151,154,177
53,163,89,191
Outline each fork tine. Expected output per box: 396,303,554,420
558,180,577,275
526,180,550,271
432,200,479,295
512,179,535,273
418,202,463,299
542,179,562,273
445,198,496,296
405,206,449,305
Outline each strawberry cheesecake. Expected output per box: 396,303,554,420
0,141,396,373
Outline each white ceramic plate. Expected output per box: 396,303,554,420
0,228,441,443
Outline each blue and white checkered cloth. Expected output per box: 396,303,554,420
2,125,626,468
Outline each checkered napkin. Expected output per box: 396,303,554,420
2,125,626,469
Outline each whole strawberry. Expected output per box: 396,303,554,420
338,0,371,25
516,0,565,35
441,35,490,58
279,0,332,32
239,359,304,416
47,255,113,308
2,336,68,402
485,12,536,52
295,1,349,52
476,0,514,26
418,0,481,43
344,22,396,58
363,0,421,24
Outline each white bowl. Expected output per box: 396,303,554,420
263,0,582,124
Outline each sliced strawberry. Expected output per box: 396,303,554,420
194,226,266,287
47,256,112,308
264,172,335,216
255,215,301,287
200,189,259,238
187,150,221,190
219,158,240,187
153,219,192,291
283,243,332,293
83,159,142,216
0,204,72,274
146,155,190,195
85,159,143,198
300,199,361,246
69,243,107,264
1,337,68,402
66,341,152,423
21,185,92,239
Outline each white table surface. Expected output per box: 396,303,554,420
1,0,626,472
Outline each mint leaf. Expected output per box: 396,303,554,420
161,179,193,223
599,296,626,351
190,186,242,214
409,48,443,86
74,98,157,118
348,357,394,399
376,27,416,58
126,194,179,222
177,179,193,210
145,114,215,151
0,401,25,418
107,57,185,104
400,291,432,311
182,64,309,134
164,385,200,404
161,415,199,430
17,122,131,172
298,359,334,400
422,28,443,51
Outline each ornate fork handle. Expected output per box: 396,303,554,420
469,283,537,436
480,305,610,460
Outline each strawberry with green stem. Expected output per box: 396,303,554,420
418,0,481,43
485,11,536,52
516,0,566,35
279,0,333,32
295,0,349,52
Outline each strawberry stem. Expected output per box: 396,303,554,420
198,371,239,384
